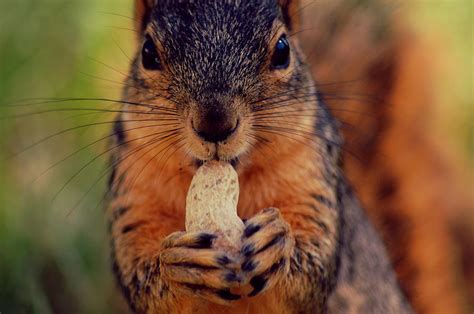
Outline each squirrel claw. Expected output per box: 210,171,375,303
240,208,293,296
160,231,241,304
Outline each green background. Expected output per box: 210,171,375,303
0,1,472,313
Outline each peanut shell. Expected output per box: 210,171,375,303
185,161,243,252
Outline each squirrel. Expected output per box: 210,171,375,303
106,1,413,313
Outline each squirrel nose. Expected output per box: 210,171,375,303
193,109,239,143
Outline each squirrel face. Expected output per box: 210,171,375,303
123,0,323,169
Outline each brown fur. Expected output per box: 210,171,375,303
109,134,338,313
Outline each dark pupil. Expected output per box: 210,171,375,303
271,35,290,69
142,36,161,70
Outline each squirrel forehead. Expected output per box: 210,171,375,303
150,1,281,46
152,0,281,23
147,1,284,94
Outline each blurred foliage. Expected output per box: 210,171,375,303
407,0,473,164
0,1,134,313
0,0,472,313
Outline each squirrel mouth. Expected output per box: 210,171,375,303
193,156,239,169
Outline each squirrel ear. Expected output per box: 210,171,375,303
278,0,301,31
134,0,155,34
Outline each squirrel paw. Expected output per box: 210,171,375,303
240,207,293,297
160,231,242,305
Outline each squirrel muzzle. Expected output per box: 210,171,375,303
192,106,240,143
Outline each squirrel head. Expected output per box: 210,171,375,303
121,0,337,170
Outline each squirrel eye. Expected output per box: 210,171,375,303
142,35,162,70
271,35,290,70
